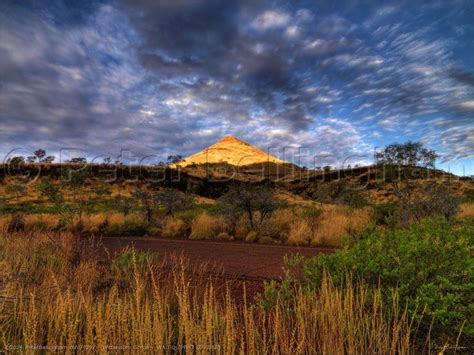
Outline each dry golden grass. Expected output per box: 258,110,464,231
234,215,252,240
5,183,470,248
81,212,143,228
274,189,315,206
284,206,372,247
162,216,187,238
0,212,143,234
268,208,294,230
287,219,312,246
0,230,415,353
189,213,227,240
0,213,55,231
458,202,474,219
0,203,373,247
311,206,373,247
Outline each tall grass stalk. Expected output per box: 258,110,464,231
0,230,414,353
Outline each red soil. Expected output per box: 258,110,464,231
101,237,335,299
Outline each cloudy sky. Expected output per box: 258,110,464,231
1,0,473,174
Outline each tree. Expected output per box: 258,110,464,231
27,149,55,164
394,183,459,225
167,155,183,165
376,143,456,225
64,173,92,225
7,156,25,167
5,183,27,201
217,184,282,230
335,189,368,209
155,188,194,216
375,141,438,168
312,184,332,207
34,149,46,161
132,190,159,223
131,188,193,222
65,157,87,164
42,156,55,164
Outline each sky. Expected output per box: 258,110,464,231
1,0,473,175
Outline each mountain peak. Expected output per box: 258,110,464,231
217,135,249,145
176,135,286,167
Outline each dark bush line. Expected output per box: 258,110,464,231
103,220,150,237
0,201,120,216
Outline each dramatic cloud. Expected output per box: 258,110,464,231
0,0,473,172
252,10,292,30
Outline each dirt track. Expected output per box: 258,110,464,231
102,237,334,280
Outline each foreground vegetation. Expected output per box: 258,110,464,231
1,143,472,352
1,230,414,353
260,218,474,350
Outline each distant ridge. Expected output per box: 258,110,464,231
175,135,287,167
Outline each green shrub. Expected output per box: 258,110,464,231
312,184,332,205
104,220,150,236
256,254,304,309
255,279,294,310
298,206,322,222
38,177,63,204
336,189,368,208
303,218,474,345
112,249,154,271
0,203,60,215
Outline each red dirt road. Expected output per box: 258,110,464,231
102,237,334,280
